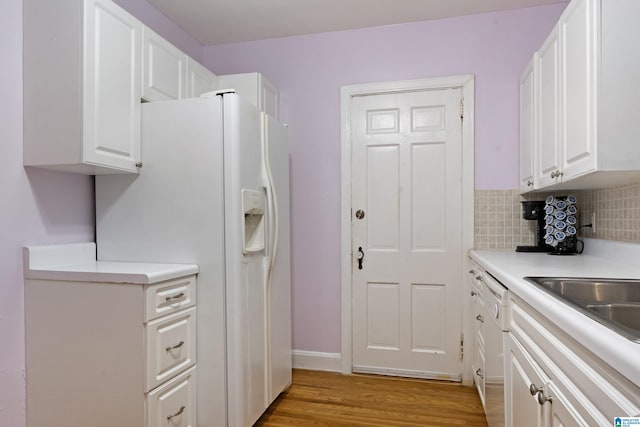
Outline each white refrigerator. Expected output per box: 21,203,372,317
95,93,292,426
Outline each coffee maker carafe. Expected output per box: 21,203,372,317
516,201,548,252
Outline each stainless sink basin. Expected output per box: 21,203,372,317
524,277,640,342
587,303,640,331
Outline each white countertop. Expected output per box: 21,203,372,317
470,248,640,388
24,242,198,284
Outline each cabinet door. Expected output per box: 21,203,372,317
261,75,279,118
186,58,218,98
142,27,186,101
84,0,141,173
560,0,597,179
506,335,547,427
546,382,594,427
520,55,536,192
536,28,561,188
472,289,486,407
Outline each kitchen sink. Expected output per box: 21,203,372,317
586,303,640,331
524,277,640,342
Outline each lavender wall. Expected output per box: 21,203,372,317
0,1,94,424
0,1,202,425
203,4,566,353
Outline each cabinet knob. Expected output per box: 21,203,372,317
475,368,484,379
470,290,478,297
537,391,552,406
135,162,143,168
550,171,557,178
527,180,534,187
475,314,484,323
469,269,476,275
529,383,543,396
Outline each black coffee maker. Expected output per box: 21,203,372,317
516,201,548,252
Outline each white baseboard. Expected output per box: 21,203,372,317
292,350,342,372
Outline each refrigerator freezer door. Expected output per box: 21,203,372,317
222,94,269,427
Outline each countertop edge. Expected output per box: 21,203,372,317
25,262,200,285
470,249,640,389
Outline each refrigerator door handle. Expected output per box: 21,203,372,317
263,115,278,289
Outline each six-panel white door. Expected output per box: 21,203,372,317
351,88,463,380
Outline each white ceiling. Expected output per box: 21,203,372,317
145,0,566,46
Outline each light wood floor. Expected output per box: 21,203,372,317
255,369,488,426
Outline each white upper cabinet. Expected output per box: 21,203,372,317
142,28,218,100
535,27,561,189
559,0,596,181
24,0,142,174
142,27,186,102
521,0,640,191
218,72,279,118
519,55,536,192
186,58,218,98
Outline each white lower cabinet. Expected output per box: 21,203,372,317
505,294,640,427
506,335,547,427
470,269,486,406
506,333,592,427
25,273,197,427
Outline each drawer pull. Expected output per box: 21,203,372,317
475,314,484,323
470,290,477,297
165,292,185,302
475,368,484,379
166,341,185,352
167,405,185,421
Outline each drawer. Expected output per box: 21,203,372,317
146,307,196,391
147,366,196,427
145,275,196,322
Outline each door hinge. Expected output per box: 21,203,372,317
460,98,464,120
459,333,464,361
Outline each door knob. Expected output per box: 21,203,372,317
357,247,364,270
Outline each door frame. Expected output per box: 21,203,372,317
340,75,475,382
